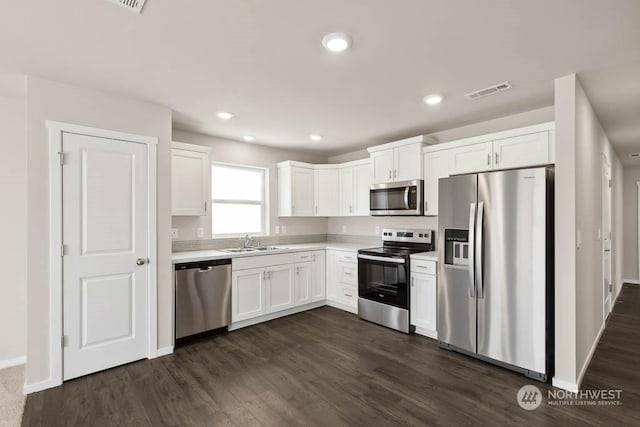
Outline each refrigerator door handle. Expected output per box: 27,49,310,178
468,202,477,297
475,201,485,298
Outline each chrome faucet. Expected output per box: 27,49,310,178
241,234,254,249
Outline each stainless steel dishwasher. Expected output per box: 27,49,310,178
175,259,232,340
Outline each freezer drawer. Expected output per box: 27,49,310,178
175,259,232,339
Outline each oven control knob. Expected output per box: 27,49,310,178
419,233,423,237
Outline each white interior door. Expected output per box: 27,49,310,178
602,156,612,317
62,132,149,381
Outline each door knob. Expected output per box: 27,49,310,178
136,258,147,266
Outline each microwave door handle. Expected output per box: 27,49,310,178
468,203,476,297
475,201,484,299
404,187,410,209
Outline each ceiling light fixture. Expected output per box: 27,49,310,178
243,135,256,142
423,94,444,105
310,134,323,142
216,111,234,120
322,32,352,53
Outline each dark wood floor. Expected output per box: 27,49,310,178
23,285,640,426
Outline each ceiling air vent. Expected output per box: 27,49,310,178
108,0,147,13
465,81,512,100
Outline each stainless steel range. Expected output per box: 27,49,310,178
357,228,434,333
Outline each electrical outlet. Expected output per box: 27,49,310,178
341,225,347,233
282,225,287,234
171,228,179,239
577,231,582,249
597,228,601,240
375,226,380,235
275,225,280,234
197,228,204,238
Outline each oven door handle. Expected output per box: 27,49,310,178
358,254,406,264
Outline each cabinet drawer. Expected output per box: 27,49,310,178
294,252,313,263
233,253,295,271
339,262,357,285
411,259,436,275
341,285,357,304
336,252,357,263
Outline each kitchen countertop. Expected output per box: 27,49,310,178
410,251,438,262
172,242,377,264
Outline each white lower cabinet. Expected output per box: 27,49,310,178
266,264,294,313
311,251,326,301
294,261,312,305
410,259,437,338
232,268,266,322
326,250,358,313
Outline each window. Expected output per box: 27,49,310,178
211,162,267,236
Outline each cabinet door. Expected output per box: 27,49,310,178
232,268,266,322
339,167,354,216
394,144,423,181
311,251,326,301
291,167,315,216
410,272,437,334
424,151,450,216
314,168,340,216
266,265,294,313
448,141,493,175
493,132,549,170
172,148,209,216
370,149,395,184
353,162,371,216
294,262,312,305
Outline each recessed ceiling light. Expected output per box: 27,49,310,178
216,111,234,120
423,94,444,105
243,135,256,142
310,134,323,142
322,32,352,53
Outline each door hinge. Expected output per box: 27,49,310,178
62,335,68,348
609,283,613,293
58,151,66,166
61,243,66,257
609,179,612,188
204,201,207,213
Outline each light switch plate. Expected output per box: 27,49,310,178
171,228,179,239
275,225,280,234
197,228,204,238
341,225,347,233
375,226,380,235
577,231,582,249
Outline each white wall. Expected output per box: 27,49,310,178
622,167,640,281
553,74,624,390
327,106,555,237
25,77,173,387
171,129,329,240
0,93,27,365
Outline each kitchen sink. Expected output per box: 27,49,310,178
221,246,288,253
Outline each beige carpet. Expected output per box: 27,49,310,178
0,365,25,427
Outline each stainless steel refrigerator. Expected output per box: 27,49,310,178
437,166,553,381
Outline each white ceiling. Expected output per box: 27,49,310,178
1,0,639,156
579,60,640,166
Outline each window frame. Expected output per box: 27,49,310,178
210,161,268,238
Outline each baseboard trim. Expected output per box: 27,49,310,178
326,299,357,315
229,300,327,331
623,278,640,285
576,320,606,389
23,378,60,395
551,377,579,393
153,346,174,358
0,355,26,370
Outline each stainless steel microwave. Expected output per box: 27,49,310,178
369,180,424,216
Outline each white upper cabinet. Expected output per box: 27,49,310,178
368,136,434,184
423,150,450,216
278,164,315,217
314,168,340,216
492,132,550,170
448,141,494,175
339,160,371,216
370,149,396,183
171,142,210,216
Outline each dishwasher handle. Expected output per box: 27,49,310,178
175,258,232,271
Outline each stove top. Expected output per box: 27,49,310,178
359,246,426,257
358,228,435,258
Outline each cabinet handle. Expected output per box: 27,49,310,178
394,169,398,178
315,205,318,214
411,277,414,287
487,154,491,166
424,201,428,213
495,152,499,164
344,272,353,276
296,267,299,275
388,170,392,179
345,293,353,297
204,201,207,213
